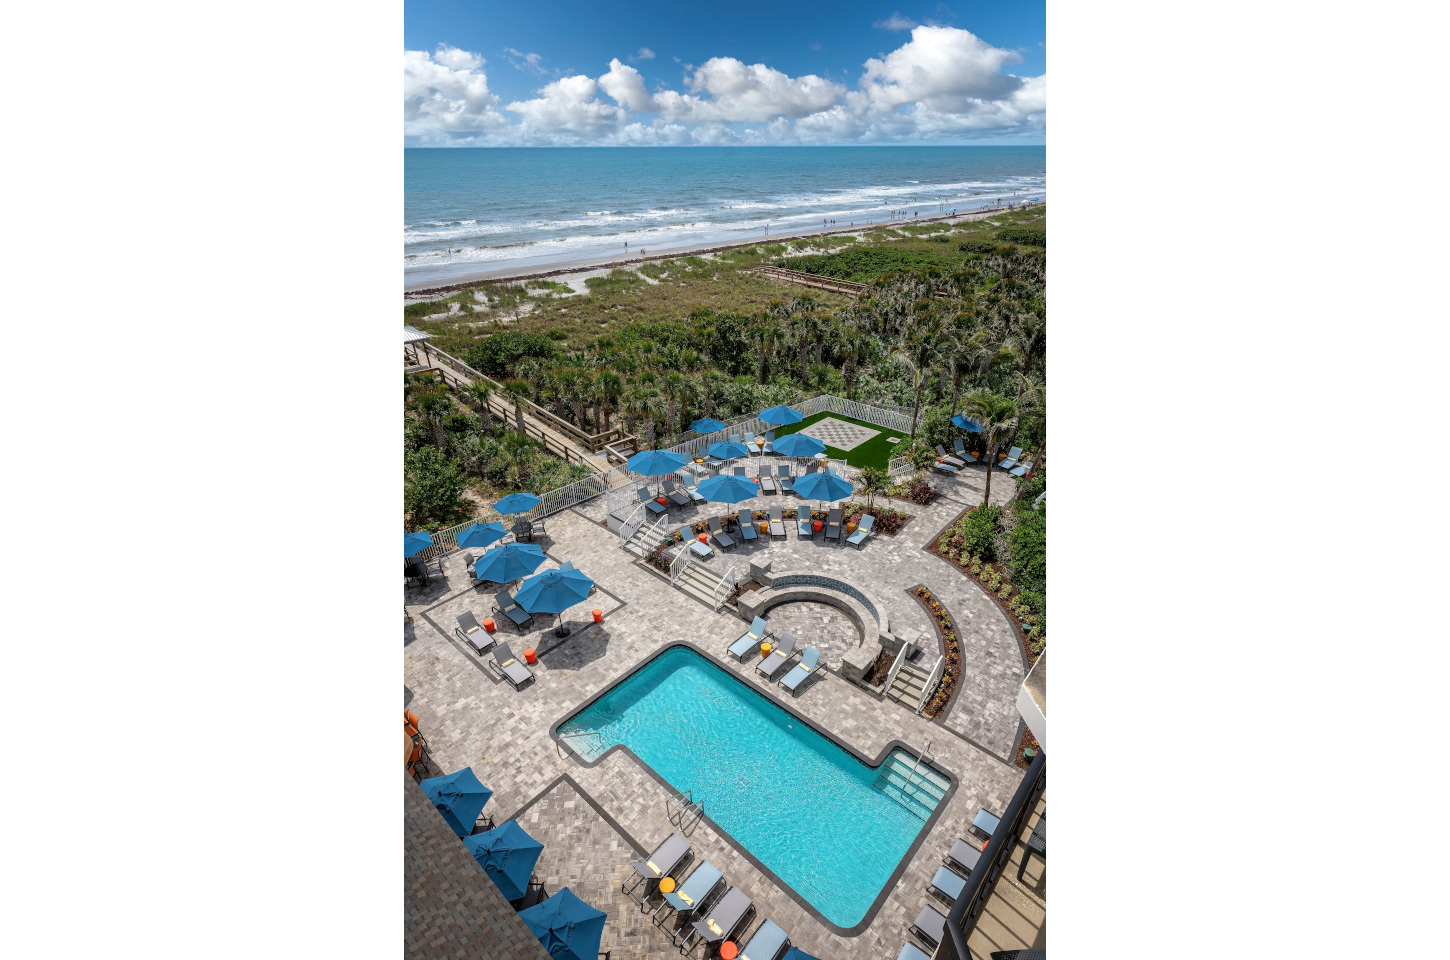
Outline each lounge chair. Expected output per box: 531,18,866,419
936,444,966,468
454,611,496,655
846,513,874,549
736,919,788,960
929,864,967,903
971,808,1001,838
729,617,769,660
639,486,667,516
687,887,752,952
997,446,1024,471
776,465,794,494
736,509,758,541
491,641,534,690
663,476,691,507
654,860,724,941
684,474,709,505
742,431,757,454
732,466,747,477
1010,459,1034,478
768,505,787,540
465,552,492,589
708,517,735,550
824,507,843,541
897,943,933,960
953,439,978,463
729,434,742,444
762,431,775,454
945,837,984,876
911,904,948,948
779,646,820,693
759,469,777,494
625,831,692,906
492,590,532,629
756,632,797,679
680,525,712,559
932,459,959,474
796,512,814,537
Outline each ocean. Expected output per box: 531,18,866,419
404,145,1045,287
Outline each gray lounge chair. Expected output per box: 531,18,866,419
742,431,757,454
732,466,747,477
824,507,843,541
911,903,947,948
729,434,742,444
729,617,769,660
737,919,788,960
933,459,959,474
796,512,814,538
680,525,712,559
768,505,787,540
491,641,534,690
997,446,1024,471
897,943,933,960
639,486,667,516
759,469,777,494
846,513,874,549
737,509,758,541
708,516,735,550
1010,459,1034,478
684,474,709,505
762,431,775,454
654,860,724,941
780,646,820,693
625,831,692,906
929,864,967,903
492,590,532,629
688,886,752,951
953,438,979,463
776,465,794,494
454,611,495,654
465,552,491,589
756,632,797,679
945,837,984,876
971,808,1001,837
936,444,966,468
662,476,691,507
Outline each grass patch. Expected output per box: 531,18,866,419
769,411,909,470
776,246,963,282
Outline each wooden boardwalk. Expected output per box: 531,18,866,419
751,265,868,297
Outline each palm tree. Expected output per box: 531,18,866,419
500,431,536,488
502,379,531,433
558,368,587,430
1002,308,1047,402
416,389,451,448
859,465,889,512
748,320,781,384
622,387,647,439
597,370,623,431
959,390,1019,507
517,357,548,405
661,372,691,439
838,326,869,400
641,393,667,448
907,438,937,477
463,380,493,434
890,316,943,438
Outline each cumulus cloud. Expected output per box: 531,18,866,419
630,47,655,61
506,75,630,141
652,57,844,123
403,46,509,142
873,13,919,31
855,25,1023,112
598,59,655,112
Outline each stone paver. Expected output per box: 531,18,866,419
765,600,861,666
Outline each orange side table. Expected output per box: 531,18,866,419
657,496,668,506
483,618,496,633
720,942,738,960
813,520,823,532
523,648,537,664
592,608,603,623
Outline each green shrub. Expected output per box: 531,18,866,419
962,504,1001,561
464,332,559,375
777,247,962,283
995,227,1046,247
958,239,998,254
1006,506,1046,597
546,328,569,341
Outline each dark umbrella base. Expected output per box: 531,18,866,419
554,623,572,638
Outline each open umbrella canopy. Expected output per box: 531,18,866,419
494,492,542,515
707,440,750,460
793,471,854,503
690,417,727,434
404,531,434,559
515,567,594,614
462,819,545,901
519,887,607,960
420,767,493,838
772,432,825,458
781,949,826,960
696,473,761,504
472,542,547,583
759,404,803,426
454,521,507,551
951,414,983,432
626,449,689,477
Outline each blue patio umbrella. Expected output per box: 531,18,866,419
420,767,493,838
626,449,689,477
951,414,983,432
793,471,854,505
707,440,750,460
696,472,761,504
690,417,727,434
404,531,434,559
759,404,803,426
516,566,595,637
471,542,547,583
462,820,545,901
494,491,542,515
519,887,607,960
772,432,826,458
781,950,826,960
454,521,507,551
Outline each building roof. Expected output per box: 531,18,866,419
404,326,433,344
405,774,550,960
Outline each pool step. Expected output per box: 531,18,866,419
674,563,728,609
873,751,950,819
887,663,931,710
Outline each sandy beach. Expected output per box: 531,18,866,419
403,201,1043,299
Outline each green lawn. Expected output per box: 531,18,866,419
769,411,909,470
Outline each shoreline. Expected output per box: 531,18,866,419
402,201,1043,298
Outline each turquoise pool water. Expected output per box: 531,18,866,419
556,646,949,927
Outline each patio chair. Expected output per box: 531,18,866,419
756,632,798,679
680,525,712,560
708,516,735,550
454,611,496,655
796,512,815,538
639,486,667,516
732,466,747,477
776,465,794,494
624,831,692,907
911,904,948,948
936,444,966,468
728,617,769,660
932,459,959,474
687,887,752,954
736,919,788,960
742,431,757,453
768,505,787,540
824,507,843,541
762,431,775,454
529,517,548,540
729,434,742,444
802,461,819,475
1010,459,1034,478
683,474,709,505
779,646,820,693
1016,814,1045,883
491,641,534,690
464,552,488,589
653,860,724,942
997,446,1024,471
971,808,1002,838
492,590,533,630
759,469,777,494
736,509,758,541
897,943,933,960
663,476,691,507
846,513,874,549
945,837,984,877
953,438,979,463
929,865,967,904
404,561,428,589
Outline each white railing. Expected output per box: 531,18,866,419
618,502,645,545
884,641,911,692
887,454,913,477
918,655,945,714
714,565,738,612
657,394,926,462
669,543,693,585
642,514,668,550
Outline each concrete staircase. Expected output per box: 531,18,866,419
673,562,728,609
621,517,666,557
887,661,932,711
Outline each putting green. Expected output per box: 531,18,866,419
769,412,910,470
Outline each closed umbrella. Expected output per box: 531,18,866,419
472,542,547,583
690,417,727,434
696,473,761,504
454,521,507,551
792,471,854,506
462,820,544,901
519,887,607,960
404,531,434,559
515,566,595,637
951,414,983,432
494,492,542,515
772,432,825,458
420,767,493,838
707,440,750,460
759,404,803,426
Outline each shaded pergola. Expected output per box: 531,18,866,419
404,326,435,372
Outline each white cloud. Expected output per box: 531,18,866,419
403,46,509,143
598,59,655,112
652,57,844,123
855,25,1023,113
506,75,630,141
873,13,919,31
504,47,547,75
630,47,655,61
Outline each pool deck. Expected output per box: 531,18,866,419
405,463,1034,959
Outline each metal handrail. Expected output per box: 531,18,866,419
713,566,737,612
884,640,911,692
618,502,645,545
669,543,693,585
918,655,945,714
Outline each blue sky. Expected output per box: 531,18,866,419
404,1,1045,146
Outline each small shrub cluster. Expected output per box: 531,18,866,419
841,501,909,534
886,476,936,505
995,227,1046,247
915,586,961,717
936,504,1001,562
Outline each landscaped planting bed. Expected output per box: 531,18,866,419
911,586,962,719
927,503,1044,667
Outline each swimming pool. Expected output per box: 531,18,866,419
556,645,951,928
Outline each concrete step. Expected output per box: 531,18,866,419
674,563,727,608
